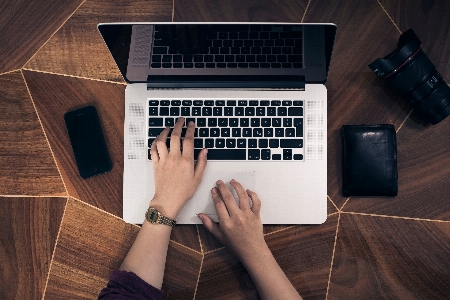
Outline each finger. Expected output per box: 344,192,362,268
169,117,185,155
198,213,225,243
155,127,170,160
182,121,195,158
211,187,230,220
215,180,240,216
150,136,159,162
230,179,251,211
247,189,261,216
194,148,208,184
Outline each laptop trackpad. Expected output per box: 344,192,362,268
196,171,256,221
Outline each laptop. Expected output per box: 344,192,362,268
98,23,336,224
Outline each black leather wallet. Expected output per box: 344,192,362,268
342,125,398,197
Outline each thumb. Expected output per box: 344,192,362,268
194,148,208,182
198,213,224,242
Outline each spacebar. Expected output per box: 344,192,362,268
207,149,246,160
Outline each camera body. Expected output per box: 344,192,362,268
369,29,450,125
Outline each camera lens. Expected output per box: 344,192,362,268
369,29,450,125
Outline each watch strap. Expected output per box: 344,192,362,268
145,207,176,226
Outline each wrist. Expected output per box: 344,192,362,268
148,198,181,220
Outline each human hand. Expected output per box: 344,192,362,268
149,117,208,219
198,179,267,262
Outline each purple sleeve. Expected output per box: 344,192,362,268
98,270,164,300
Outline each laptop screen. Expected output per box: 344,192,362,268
98,23,336,87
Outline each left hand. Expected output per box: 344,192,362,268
149,117,208,219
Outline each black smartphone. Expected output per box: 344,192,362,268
64,106,112,179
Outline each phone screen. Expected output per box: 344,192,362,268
64,106,112,179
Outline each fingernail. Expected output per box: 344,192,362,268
230,179,236,183
211,187,218,194
216,180,223,185
188,121,195,126
197,214,204,221
203,148,208,156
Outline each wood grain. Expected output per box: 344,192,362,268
0,0,84,74
329,213,450,299
196,214,339,299
24,0,173,82
379,0,450,79
174,0,309,22
44,199,203,299
0,71,66,196
0,197,66,300
304,0,412,209
22,70,125,217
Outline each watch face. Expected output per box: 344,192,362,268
149,210,159,222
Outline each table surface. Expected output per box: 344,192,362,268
1,0,449,299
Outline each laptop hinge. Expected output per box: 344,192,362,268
146,75,305,90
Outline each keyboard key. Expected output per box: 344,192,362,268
293,154,303,160
283,118,292,127
283,149,292,160
218,118,228,127
240,118,249,127
153,47,167,54
194,139,203,148
160,100,170,106
205,139,214,148
269,139,279,148
149,100,159,106
227,100,236,106
294,118,303,137
210,128,220,137
260,100,270,106
259,139,268,148
271,100,281,106
264,128,273,137
286,128,295,137
272,154,281,160
267,107,276,116
171,100,181,106
216,139,225,148
256,107,265,116
282,100,292,106
251,118,260,127
148,138,155,148
253,128,263,137
182,100,192,106
165,118,175,126
245,107,255,116
272,118,281,127
261,149,271,160
148,128,165,137
280,139,303,148
229,118,239,127
277,107,287,116
232,128,241,137
159,107,169,116
235,107,244,116
204,100,214,106
248,139,257,148
194,100,203,106
249,101,258,106
207,149,246,160
293,101,303,106
181,107,190,116
216,100,225,106
192,107,201,116
261,118,271,127
185,63,194,68
149,118,163,126
221,128,230,137
199,128,208,137
237,139,246,148
248,149,260,160
226,139,236,148
208,118,217,127
288,107,303,116
170,107,179,116
238,100,248,106
224,107,233,116
205,55,213,62
275,128,284,137
243,128,252,137
202,107,212,116
197,118,207,127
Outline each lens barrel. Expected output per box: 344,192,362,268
369,29,450,124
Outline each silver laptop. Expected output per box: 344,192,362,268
98,23,336,224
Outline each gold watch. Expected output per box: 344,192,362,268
145,207,176,226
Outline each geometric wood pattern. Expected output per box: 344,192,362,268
1,0,449,299
0,197,67,299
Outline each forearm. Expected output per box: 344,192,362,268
119,220,172,289
241,245,302,300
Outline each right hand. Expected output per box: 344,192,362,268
198,179,267,262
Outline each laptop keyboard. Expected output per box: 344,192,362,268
151,24,303,69
148,99,304,161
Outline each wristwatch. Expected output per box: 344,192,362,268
145,207,176,226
